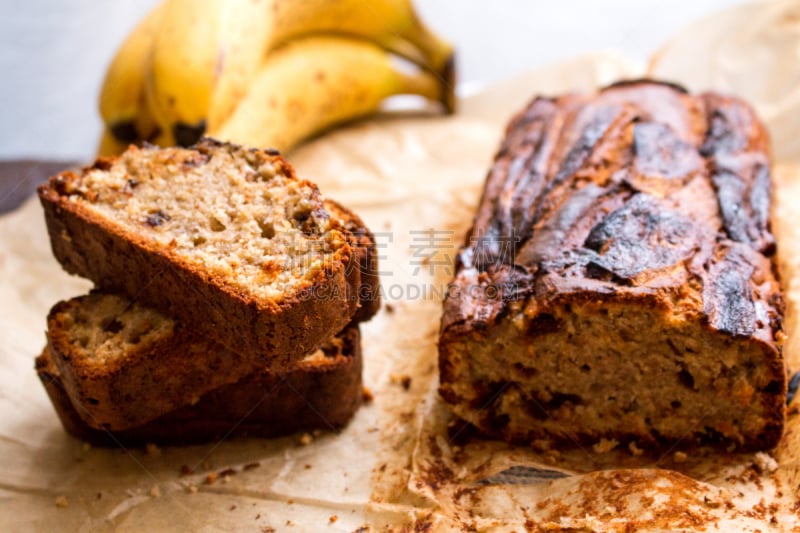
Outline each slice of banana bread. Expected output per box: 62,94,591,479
36,326,362,446
38,138,358,370
439,80,786,451
43,198,378,431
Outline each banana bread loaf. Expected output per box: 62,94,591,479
36,326,362,446
439,80,786,451
38,139,359,370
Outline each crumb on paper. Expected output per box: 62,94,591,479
261,527,275,533
673,451,688,463
628,441,644,456
389,373,412,390
329,514,338,523
180,464,194,476
299,433,313,445
221,475,231,484
188,485,198,494
384,303,395,314
362,387,374,404
145,443,161,457
305,464,312,469
592,438,619,453
55,496,68,508
149,485,161,498
219,468,237,478
205,472,218,485
229,505,236,511
754,452,778,473
286,520,294,526
244,462,260,471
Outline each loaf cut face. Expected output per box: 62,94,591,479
439,80,786,451
36,326,363,446
38,139,359,368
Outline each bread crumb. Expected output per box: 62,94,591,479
180,464,194,476
221,475,231,484
286,520,294,526
628,441,644,456
145,443,161,457
362,387,374,404
261,527,275,533
188,485,198,494
205,472,218,485
55,496,68,508
674,451,688,463
592,438,619,453
229,505,236,511
244,462,260,471
385,303,395,314
305,464,312,469
299,433,313,445
149,485,161,498
390,373,412,390
754,452,778,473
329,515,338,523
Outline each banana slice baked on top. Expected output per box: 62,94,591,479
439,80,786,451
38,139,360,374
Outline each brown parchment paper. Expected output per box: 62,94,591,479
2,3,800,530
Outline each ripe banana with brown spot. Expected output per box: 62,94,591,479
213,36,449,153
98,2,165,147
145,0,455,147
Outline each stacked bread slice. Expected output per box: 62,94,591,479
35,139,378,445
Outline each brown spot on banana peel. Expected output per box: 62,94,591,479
440,51,457,114
173,120,207,147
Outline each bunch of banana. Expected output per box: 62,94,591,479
98,0,455,156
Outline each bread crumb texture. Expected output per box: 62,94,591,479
53,140,347,302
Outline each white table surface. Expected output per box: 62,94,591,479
0,0,745,160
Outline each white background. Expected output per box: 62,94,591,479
0,0,744,160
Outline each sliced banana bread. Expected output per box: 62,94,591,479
43,198,378,431
38,139,359,370
36,326,362,446
439,80,786,451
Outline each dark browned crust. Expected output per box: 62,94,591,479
438,79,786,451
38,140,360,371
325,199,381,322
36,327,362,446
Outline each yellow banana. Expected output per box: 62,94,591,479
213,36,448,153
145,0,454,147
98,2,165,146
146,0,270,146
